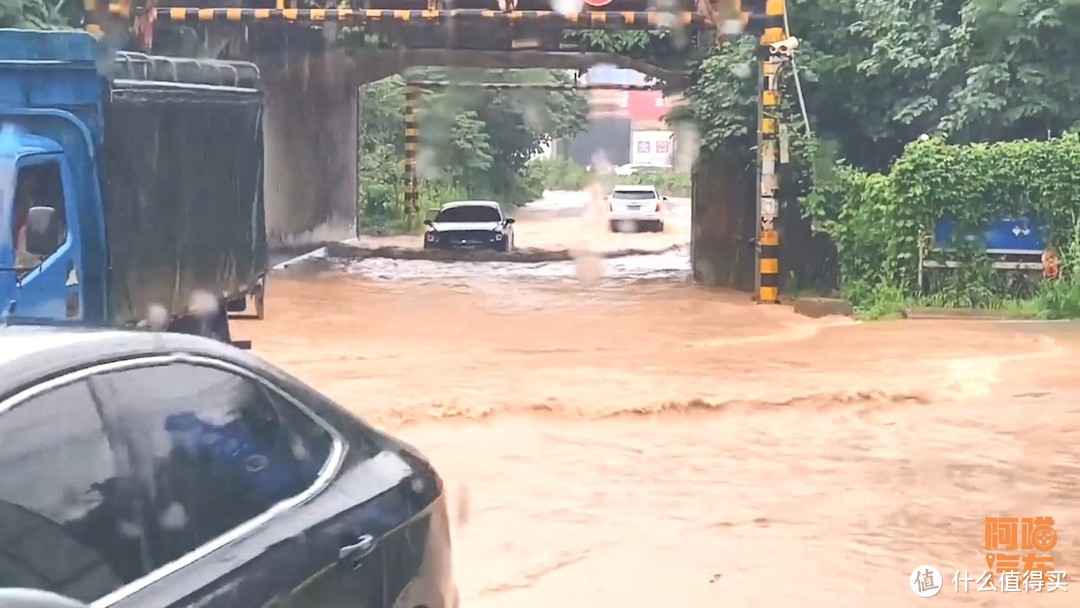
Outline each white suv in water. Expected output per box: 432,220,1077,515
607,185,666,233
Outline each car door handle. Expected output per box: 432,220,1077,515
339,534,377,561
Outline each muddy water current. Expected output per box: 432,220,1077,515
248,195,1080,606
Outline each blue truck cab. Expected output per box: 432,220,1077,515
0,29,267,341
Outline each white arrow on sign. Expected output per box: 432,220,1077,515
1011,225,1031,236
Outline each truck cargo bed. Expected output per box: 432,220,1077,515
101,55,267,324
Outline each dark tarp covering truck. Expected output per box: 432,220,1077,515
0,29,268,344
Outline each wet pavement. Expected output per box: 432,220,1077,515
242,192,1080,607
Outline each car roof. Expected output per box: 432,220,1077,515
612,185,658,191
0,325,273,401
440,200,500,209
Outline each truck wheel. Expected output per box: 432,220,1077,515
166,304,230,343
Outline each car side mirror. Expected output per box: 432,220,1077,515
504,218,515,224
25,206,60,256
662,196,669,201
0,589,90,608
422,219,434,227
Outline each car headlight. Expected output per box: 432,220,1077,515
495,233,503,240
426,232,437,242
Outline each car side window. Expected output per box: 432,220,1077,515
0,380,147,603
90,362,335,569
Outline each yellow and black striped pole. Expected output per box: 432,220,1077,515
740,0,789,303
757,53,782,304
83,0,100,35
403,84,421,216
83,0,135,37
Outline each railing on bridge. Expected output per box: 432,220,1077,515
918,218,1049,292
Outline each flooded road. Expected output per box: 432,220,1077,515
247,193,1080,606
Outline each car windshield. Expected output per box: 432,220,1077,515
611,190,657,200
434,205,502,223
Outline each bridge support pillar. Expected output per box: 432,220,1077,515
690,149,756,291
262,54,359,247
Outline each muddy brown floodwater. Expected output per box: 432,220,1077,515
243,197,1080,606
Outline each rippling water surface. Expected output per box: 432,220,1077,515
249,194,1080,607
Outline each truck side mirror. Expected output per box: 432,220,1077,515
0,589,90,608
25,206,60,256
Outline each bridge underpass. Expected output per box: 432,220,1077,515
92,1,780,296
71,9,1080,603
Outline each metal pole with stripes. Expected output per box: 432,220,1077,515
742,0,792,304
403,84,421,216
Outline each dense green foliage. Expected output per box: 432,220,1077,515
0,0,77,29
359,69,589,231
788,0,1080,167
804,136,1080,313
649,0,1080,316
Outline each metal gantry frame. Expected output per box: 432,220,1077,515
153,7,707,29
82,2,715,41
399,81,666,215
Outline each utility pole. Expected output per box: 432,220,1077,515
739,0,795,303
403,84,421,216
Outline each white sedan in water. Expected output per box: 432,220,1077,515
607,185,667,233
422,200,516,252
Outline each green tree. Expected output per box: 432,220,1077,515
358,67,589,226
785,0,1080,169
0,0,77,29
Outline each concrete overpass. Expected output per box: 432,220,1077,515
85,0,793,299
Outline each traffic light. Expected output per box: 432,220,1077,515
737,0,787,45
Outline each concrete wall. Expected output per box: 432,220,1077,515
690,149,755,290
261,53,359,247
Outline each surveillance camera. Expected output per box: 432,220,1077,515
769,36,800,57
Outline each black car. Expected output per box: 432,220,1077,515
423,200,515,252
0,326,456,608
